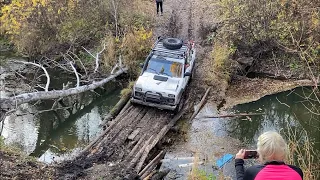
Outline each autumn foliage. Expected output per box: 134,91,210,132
0,0,154,68
215,0,320,67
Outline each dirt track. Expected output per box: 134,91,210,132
55,0,219,179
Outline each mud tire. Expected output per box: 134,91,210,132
163,38,183,50
174,93,185,114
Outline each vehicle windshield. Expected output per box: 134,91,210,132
145,57,183,78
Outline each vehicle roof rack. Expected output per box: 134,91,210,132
152,41,188,59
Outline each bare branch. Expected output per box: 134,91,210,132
111,55,124,74
276,97,290,108
11,61,50,92
82,44,107,73
68,51,88,76
94,44,107,73
82,46,95,58
70,62,80,88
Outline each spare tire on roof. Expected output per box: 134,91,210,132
162,38,183,50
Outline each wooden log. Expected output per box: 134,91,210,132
139,150,165,177
127,134,147,159
135,109,185,173
77,105,134,157
142,171,156,180
94,106,142,151
198,113,265,119
129,135,155,169
99,92,131,127
0,68,128,109
128,128,141,140
111,108,147,145
189,87,211,121
118,100,131,116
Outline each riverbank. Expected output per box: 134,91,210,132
0,147,56,179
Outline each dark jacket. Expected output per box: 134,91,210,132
156,0,163,2
235,159,303,180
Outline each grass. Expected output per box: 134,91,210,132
187,153,231,180
120,81,135,98
285,126,320,180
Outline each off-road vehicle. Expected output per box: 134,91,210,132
131,37,196,111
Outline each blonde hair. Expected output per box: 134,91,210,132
257,131,288,163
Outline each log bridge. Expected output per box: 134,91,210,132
59,100,188,179
56,88,212,179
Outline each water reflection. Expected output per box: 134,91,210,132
223,87,320,152
2,82,123,163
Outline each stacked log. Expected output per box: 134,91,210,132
62,102,186,179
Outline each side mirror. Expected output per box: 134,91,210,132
140,63,144,68
184,72,191,77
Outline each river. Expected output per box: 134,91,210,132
161,86,320,179
1,56,124,163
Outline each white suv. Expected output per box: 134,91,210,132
131,37,196,111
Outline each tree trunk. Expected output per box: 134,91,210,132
0,68,127,110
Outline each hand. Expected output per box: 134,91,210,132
236,149,246,159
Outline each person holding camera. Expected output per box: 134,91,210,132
235,131,303,180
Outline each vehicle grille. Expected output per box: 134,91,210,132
145,92,161,103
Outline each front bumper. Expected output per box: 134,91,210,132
131,98,176,111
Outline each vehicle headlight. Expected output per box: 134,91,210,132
135,87,142,91
168,94,175,98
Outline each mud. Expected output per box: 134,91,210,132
0,150,56,179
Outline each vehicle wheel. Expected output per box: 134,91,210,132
163,38,183,50
174,94,185,114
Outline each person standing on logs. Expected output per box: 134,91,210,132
156,0,163,16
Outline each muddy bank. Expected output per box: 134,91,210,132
0,149,56,179
223,76,315,109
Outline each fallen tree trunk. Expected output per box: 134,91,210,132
0,68,127,110
198,113,265,119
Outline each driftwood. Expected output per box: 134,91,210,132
0,68,127,110
198,113,265,119
189,87,211,120
139,150,165,178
